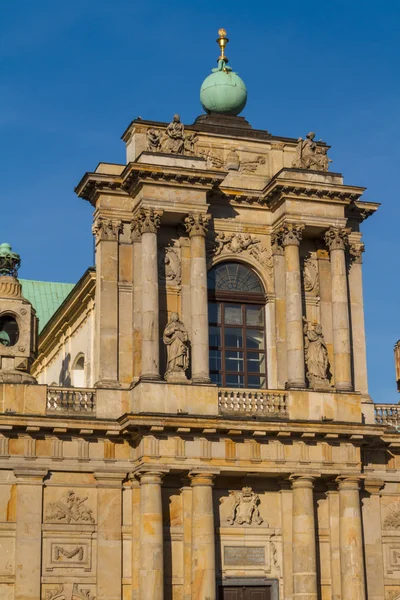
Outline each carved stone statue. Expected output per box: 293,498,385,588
162,114,185,154
292,132,331,171
183,132,198,155
163,313,189,382
147,128,162,152
226,486,263,526
303,319,331,389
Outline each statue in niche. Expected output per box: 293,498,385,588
303,319,331,389
292,132,331,171
163,313,189,382
226,486,263,526
162,114,185,154
147,128,162,152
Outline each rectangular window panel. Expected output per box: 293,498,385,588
247,375,266,389
246,329,265,350
225,350,244,372
224,327,243,348
208,302,221,324
210,372,222,386
247,353,266,373
226,374,244,388
209,326,221,347
209,350,222,371
246,305,264,327
224,304,243,326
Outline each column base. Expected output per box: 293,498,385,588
192,375,212,385
286,380,306,390
335,382,353,392
95,379,121,389
140,374,162,382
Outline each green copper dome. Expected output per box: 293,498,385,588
200,29,247,117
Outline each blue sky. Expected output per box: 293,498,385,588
1,0,399,402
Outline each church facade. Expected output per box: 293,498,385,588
0,30,399,600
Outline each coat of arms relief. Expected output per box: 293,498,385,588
224,486,264,526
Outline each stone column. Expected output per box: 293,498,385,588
276,224,306,388
184,213,211,383
139,471,165,600
131,226,142,381
348,242,369,396
291,475,318,600
362,479,384,600
326,482,341,600
325,228,352,391
14,468,47,600
272,237,287,389
337,476,366,600
132,208,163,381
130,475,141,600
190,472,216,600
92,217,123,386
279,480,293,600
181,480,193,600
95,472,125,600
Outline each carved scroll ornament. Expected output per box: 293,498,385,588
226,486,263,526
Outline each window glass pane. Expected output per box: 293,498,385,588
246,305,264,327
209,326,221,347
207,262,263,294
246,329,265,350
208,302,221,324
210,372,222,386
224,304,242,325
226,374,244,388
247,375,266,389
224,327,243,348
247,353,265,373
225,350,244,372
209,350,221,371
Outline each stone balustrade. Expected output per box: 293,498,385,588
374,403,400,427
47,387,96,414
218,388,287,417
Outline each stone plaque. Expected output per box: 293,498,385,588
224,546,265,566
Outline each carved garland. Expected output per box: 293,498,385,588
208,232,273,282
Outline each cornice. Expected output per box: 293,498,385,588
75,172,127,206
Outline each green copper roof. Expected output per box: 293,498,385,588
20,279,75,333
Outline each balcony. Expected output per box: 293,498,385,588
218,388,288,418
47,387,96,415
374,403,400,428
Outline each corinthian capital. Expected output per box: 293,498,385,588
324,227,348,252
349,242,365,264
273,223,305,248
131,208,163,236
92,217,123,242
184,213,211,237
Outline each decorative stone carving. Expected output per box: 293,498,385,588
163,313,189,382
273,223,305,248
386,589,400,600
292,132,331,171
324,227,348,252
45,490,95,524
184,213,211,237
158,245,181,285
303,259,319,295
147,128,162,152
72,584,95,600
349,242,365,264
0,242,21,276
384,503,400,530
226,149,240,171
183,132,198,155
131,208,163,236
198,148,224,169
45,583,95,600
92,218,123,242
303,319,331,390
226,486,263,526
46,585,65,600
162,114,185,154
54,545,84,561
210,232,273,282
241,155,266,173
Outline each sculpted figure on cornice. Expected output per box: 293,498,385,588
131,208,163,236
163,313,189,382
92,217,123,242
146,114,198,156
158,245,181,286
147,127,162,152
226,486,263,526
292,132,331,171
303,319,331,390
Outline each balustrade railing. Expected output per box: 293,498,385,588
375,404,400,427
218,388,287,417
47,387,96,414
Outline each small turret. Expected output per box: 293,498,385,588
0,243,38,383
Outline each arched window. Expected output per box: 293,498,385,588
72,354,85,388
208,262,266,389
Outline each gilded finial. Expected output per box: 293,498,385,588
217,28,229,63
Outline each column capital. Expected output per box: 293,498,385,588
273,223,305,248
189,471,216,487
349,242,365,265
290,474,316,489
92,217,123,242
14,468,48,484
132,207,163,235
324,227,349,252
94,471,127,488
137,470,166,485
364,478,384,495
184,212,211,237
336,475,363,491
